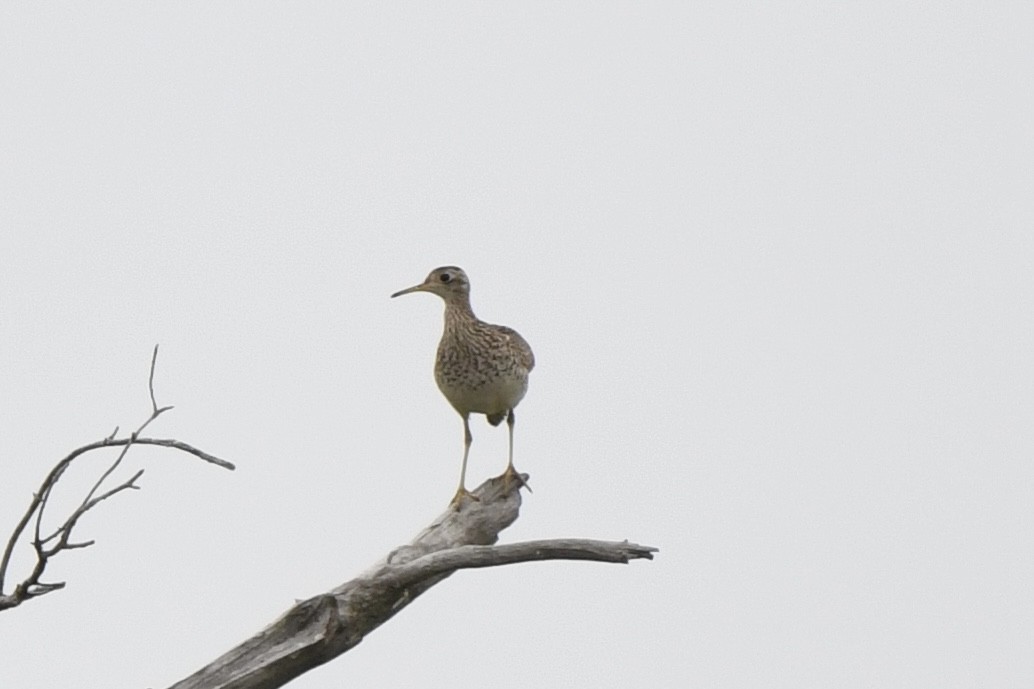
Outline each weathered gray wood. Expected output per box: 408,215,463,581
167,473,656,689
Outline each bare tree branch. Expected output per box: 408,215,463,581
0,346,232,612
1,344,657,685
378,539,656,589
168,475,657,689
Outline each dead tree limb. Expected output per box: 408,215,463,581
169,475,657,689
0,345,233,612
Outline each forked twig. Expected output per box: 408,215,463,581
0,346,233,612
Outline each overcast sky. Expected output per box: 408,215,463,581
2,3,1032,688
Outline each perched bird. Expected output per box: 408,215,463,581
391,266,535,506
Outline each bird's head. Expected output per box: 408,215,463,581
391,266,471,303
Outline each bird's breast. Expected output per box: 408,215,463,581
434,337,530,416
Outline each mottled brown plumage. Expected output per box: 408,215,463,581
392,266,534,506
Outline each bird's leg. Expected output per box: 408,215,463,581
500,409,531,492
450,414,480,508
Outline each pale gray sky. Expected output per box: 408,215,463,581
2,3,1032,688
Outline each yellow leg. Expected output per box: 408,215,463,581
501,409,531,492
450,414,480,508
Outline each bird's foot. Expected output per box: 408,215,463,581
499,464,532,493
449,487,480,510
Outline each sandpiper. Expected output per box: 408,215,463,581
392,266,534,506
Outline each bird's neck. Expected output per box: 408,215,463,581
442,297,477,329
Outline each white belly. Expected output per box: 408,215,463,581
436,370,528,416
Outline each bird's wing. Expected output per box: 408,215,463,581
496,325,535,372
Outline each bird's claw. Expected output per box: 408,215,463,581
500,465,532,493
449,487,480,510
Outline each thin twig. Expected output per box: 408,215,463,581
35,346,175,547
40,470,145,551
149,344,161,414
0,346,232,611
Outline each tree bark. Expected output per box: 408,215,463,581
168,474,656,689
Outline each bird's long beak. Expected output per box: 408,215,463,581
390,282,429,298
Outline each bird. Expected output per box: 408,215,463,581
391,266,535,507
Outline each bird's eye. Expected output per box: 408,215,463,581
440,273,452,283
